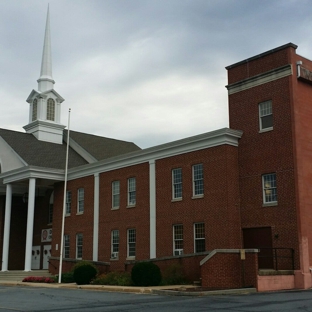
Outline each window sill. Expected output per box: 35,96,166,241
171,198,182,202
262,202,278,207
126,205,136,208
192,194,204,199
65,214,71,217
76,212,84,215
259,127,273,133
110,258,119,261
111,207,119,210
126,257,135,261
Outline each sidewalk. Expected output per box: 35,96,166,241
0,280,257,296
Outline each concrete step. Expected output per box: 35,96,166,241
0,270,53,282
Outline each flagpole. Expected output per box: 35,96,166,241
58,108,71,283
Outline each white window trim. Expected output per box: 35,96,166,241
112,181,120,209
66,191,71,216
262,173,278,205
127,177,136,207
194,223,205,253
259,100,273,132
192,164,204,197
127,228,136,259
172,168,182,200
173,224,183,255
111,230,119,260
76,233,83,259
64,234,70,259
77,188,84,214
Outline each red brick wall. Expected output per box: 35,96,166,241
228,46,300,269
98,163,150,270
201,252,258,289
155,145,242,258
52,176,95,261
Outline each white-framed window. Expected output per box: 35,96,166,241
47,98,55,121
66,191,72,215
127,228,136,258
193,164,203,196
259,100,273,131
48,191,54,224
76,233,83,259
112,181,120,209
77,188,84,213
172,168,182,199
262,173,277,204
111,230,119,259
32,99,37,121
194,223,205,253
173,224,183,255
64,234,70,258
128,177,136,206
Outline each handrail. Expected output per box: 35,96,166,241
257,247,294,270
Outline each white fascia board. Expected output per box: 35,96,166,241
26,89,40,103
41,89,65,103
0,166,64,184
68,128,243,180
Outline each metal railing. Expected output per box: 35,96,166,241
258,248,295,270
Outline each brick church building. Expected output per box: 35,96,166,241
1,9,312,291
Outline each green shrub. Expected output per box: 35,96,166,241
92,271,132,286
161,264,188,285
131,262,162,286
54,271,75,283
73,261,98,285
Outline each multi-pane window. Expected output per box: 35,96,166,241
77,188,84,213
262,173,277,204
111,230,119,258
32,99,37,121
173,224,183,255
66,191,72,215
259,100,273,130
194,223,205,253
193,164,204,196
127,228,136,258
112,181,120,208
64,235,70,258
172,168,182,199
128,178,136,206
76,233,83,259
48,192,54,224
47,98,55,121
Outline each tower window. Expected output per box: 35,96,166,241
259,100,273,131
47,98,55,121
32,99,38,121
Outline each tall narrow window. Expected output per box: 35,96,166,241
194,223,205,253
193,164,203,196
172,168,182,199
47,98,55,121
48,192,54,224
64,235,70,258
127,228,136,258
32,99,38,121
259,100,273,130
262,173,277,204
77,188,84,213
173,224,183,255
112,181,120,209
111,230,119,259
76,233,83,259
128,177,136,206
66,191,72,215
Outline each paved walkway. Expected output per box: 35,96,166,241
0,280,256,296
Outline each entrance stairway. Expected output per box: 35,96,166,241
0,270,53,282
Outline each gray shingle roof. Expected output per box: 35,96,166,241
0,128,141,170
66,130,141,161
0,128,87,169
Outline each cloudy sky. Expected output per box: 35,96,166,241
1,0,312,148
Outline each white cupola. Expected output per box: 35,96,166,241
24,6,65,144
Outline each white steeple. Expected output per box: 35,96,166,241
24,6,65,144
37,6,55,92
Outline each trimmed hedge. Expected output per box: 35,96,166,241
131,262,162,286
73,261,98,285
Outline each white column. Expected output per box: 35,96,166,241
149,160,156,258
1,184,12,271
24,178,36,271
93,173,99,261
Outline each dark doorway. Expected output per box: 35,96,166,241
243,227,273,269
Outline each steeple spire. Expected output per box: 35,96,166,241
37,5,55,92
